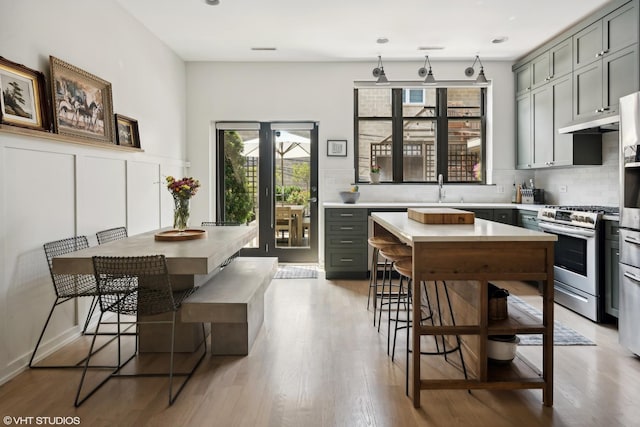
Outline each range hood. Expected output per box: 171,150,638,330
558,114,620,134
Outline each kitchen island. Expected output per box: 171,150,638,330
370,211,557,409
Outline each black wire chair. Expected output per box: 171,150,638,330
74,255,207,407
96,227,128,245
30,236,101,368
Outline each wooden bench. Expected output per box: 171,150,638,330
181,257,278,355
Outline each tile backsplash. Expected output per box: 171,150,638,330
322,132,619,207
533,132,619,206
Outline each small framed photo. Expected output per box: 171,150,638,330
115,114,140,148
327,139,347,157
0,56,50,132
50,56,114,144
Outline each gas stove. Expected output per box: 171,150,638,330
538,205,619,229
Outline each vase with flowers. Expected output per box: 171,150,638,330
370,164,381,184
166,176,200,231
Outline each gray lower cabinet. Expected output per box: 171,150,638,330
518,209,540,230
604,220,620,318
324,208,368,279
466,208,515,225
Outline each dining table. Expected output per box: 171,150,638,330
52,224,257,352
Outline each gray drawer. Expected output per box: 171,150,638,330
325,236,367,249
605,220,620,240
325,221,367,235
620,228,640,267
326,250,367,270
325,208,367,221
518,210,539,230
493,209,515,225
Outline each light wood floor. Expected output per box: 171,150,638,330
1,275,639,427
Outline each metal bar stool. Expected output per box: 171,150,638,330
377,244,412,354
392,257,468,396
367,236,403,326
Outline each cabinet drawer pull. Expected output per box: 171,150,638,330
340,226,354,230
340,258,354,262
623,271,640,283
340,240,354,244
339,213,354,217
624,237,640,246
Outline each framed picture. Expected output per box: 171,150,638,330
50,56,114,144
115,114,140,148
327,139,347,157
0,56,50,131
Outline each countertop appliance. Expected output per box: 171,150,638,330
537,205,619,322
618,92,640,356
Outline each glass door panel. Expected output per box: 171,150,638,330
216,122,318,262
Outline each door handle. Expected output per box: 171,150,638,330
309,197,318,203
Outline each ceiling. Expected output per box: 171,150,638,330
116,0,613,62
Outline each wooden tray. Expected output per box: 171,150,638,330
154,229,207,241
408,208,475,224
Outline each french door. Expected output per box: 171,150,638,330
215,121,318,262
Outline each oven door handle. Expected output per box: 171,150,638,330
538,222,595,239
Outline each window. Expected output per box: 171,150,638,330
355,86,485,183
402,88,424,105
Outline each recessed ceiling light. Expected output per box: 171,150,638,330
376,37,389,44
205,0,220,5
491,36,509,44
418,46,445,51
251,47,277,51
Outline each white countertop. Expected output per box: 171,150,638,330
371,211,557,243
324,201,543,211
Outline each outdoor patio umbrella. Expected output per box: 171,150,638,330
241,131,310,200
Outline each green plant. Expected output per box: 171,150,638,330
223,131,255,223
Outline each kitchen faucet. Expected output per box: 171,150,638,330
438,173,444,202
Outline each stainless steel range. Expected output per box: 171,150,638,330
537,205,619,322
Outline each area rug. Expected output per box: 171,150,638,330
509,295,595,346
273,264,318,279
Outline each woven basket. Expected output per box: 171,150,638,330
489,296,508,320
488,284,509,321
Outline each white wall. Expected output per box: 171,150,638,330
0,0,188,383
186,61,520,217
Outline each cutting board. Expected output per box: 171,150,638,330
407,208,475,224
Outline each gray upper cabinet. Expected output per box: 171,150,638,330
574,2,637,69
532,84,553,167
604,45,639,113
574,20,604,69
573,2,638,119
516,93,533,169
515,65,532,96
531,39,572,91
552,75,575,166
531,53,551,89
531,74,576,168
515,0,638,170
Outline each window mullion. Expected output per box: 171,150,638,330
436,88,448,181
392,89,403,182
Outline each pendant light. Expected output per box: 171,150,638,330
464,55,489,84
372,55,390,85
418,55,436,85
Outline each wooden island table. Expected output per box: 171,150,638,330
370,211,557,409
52,225,257,352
